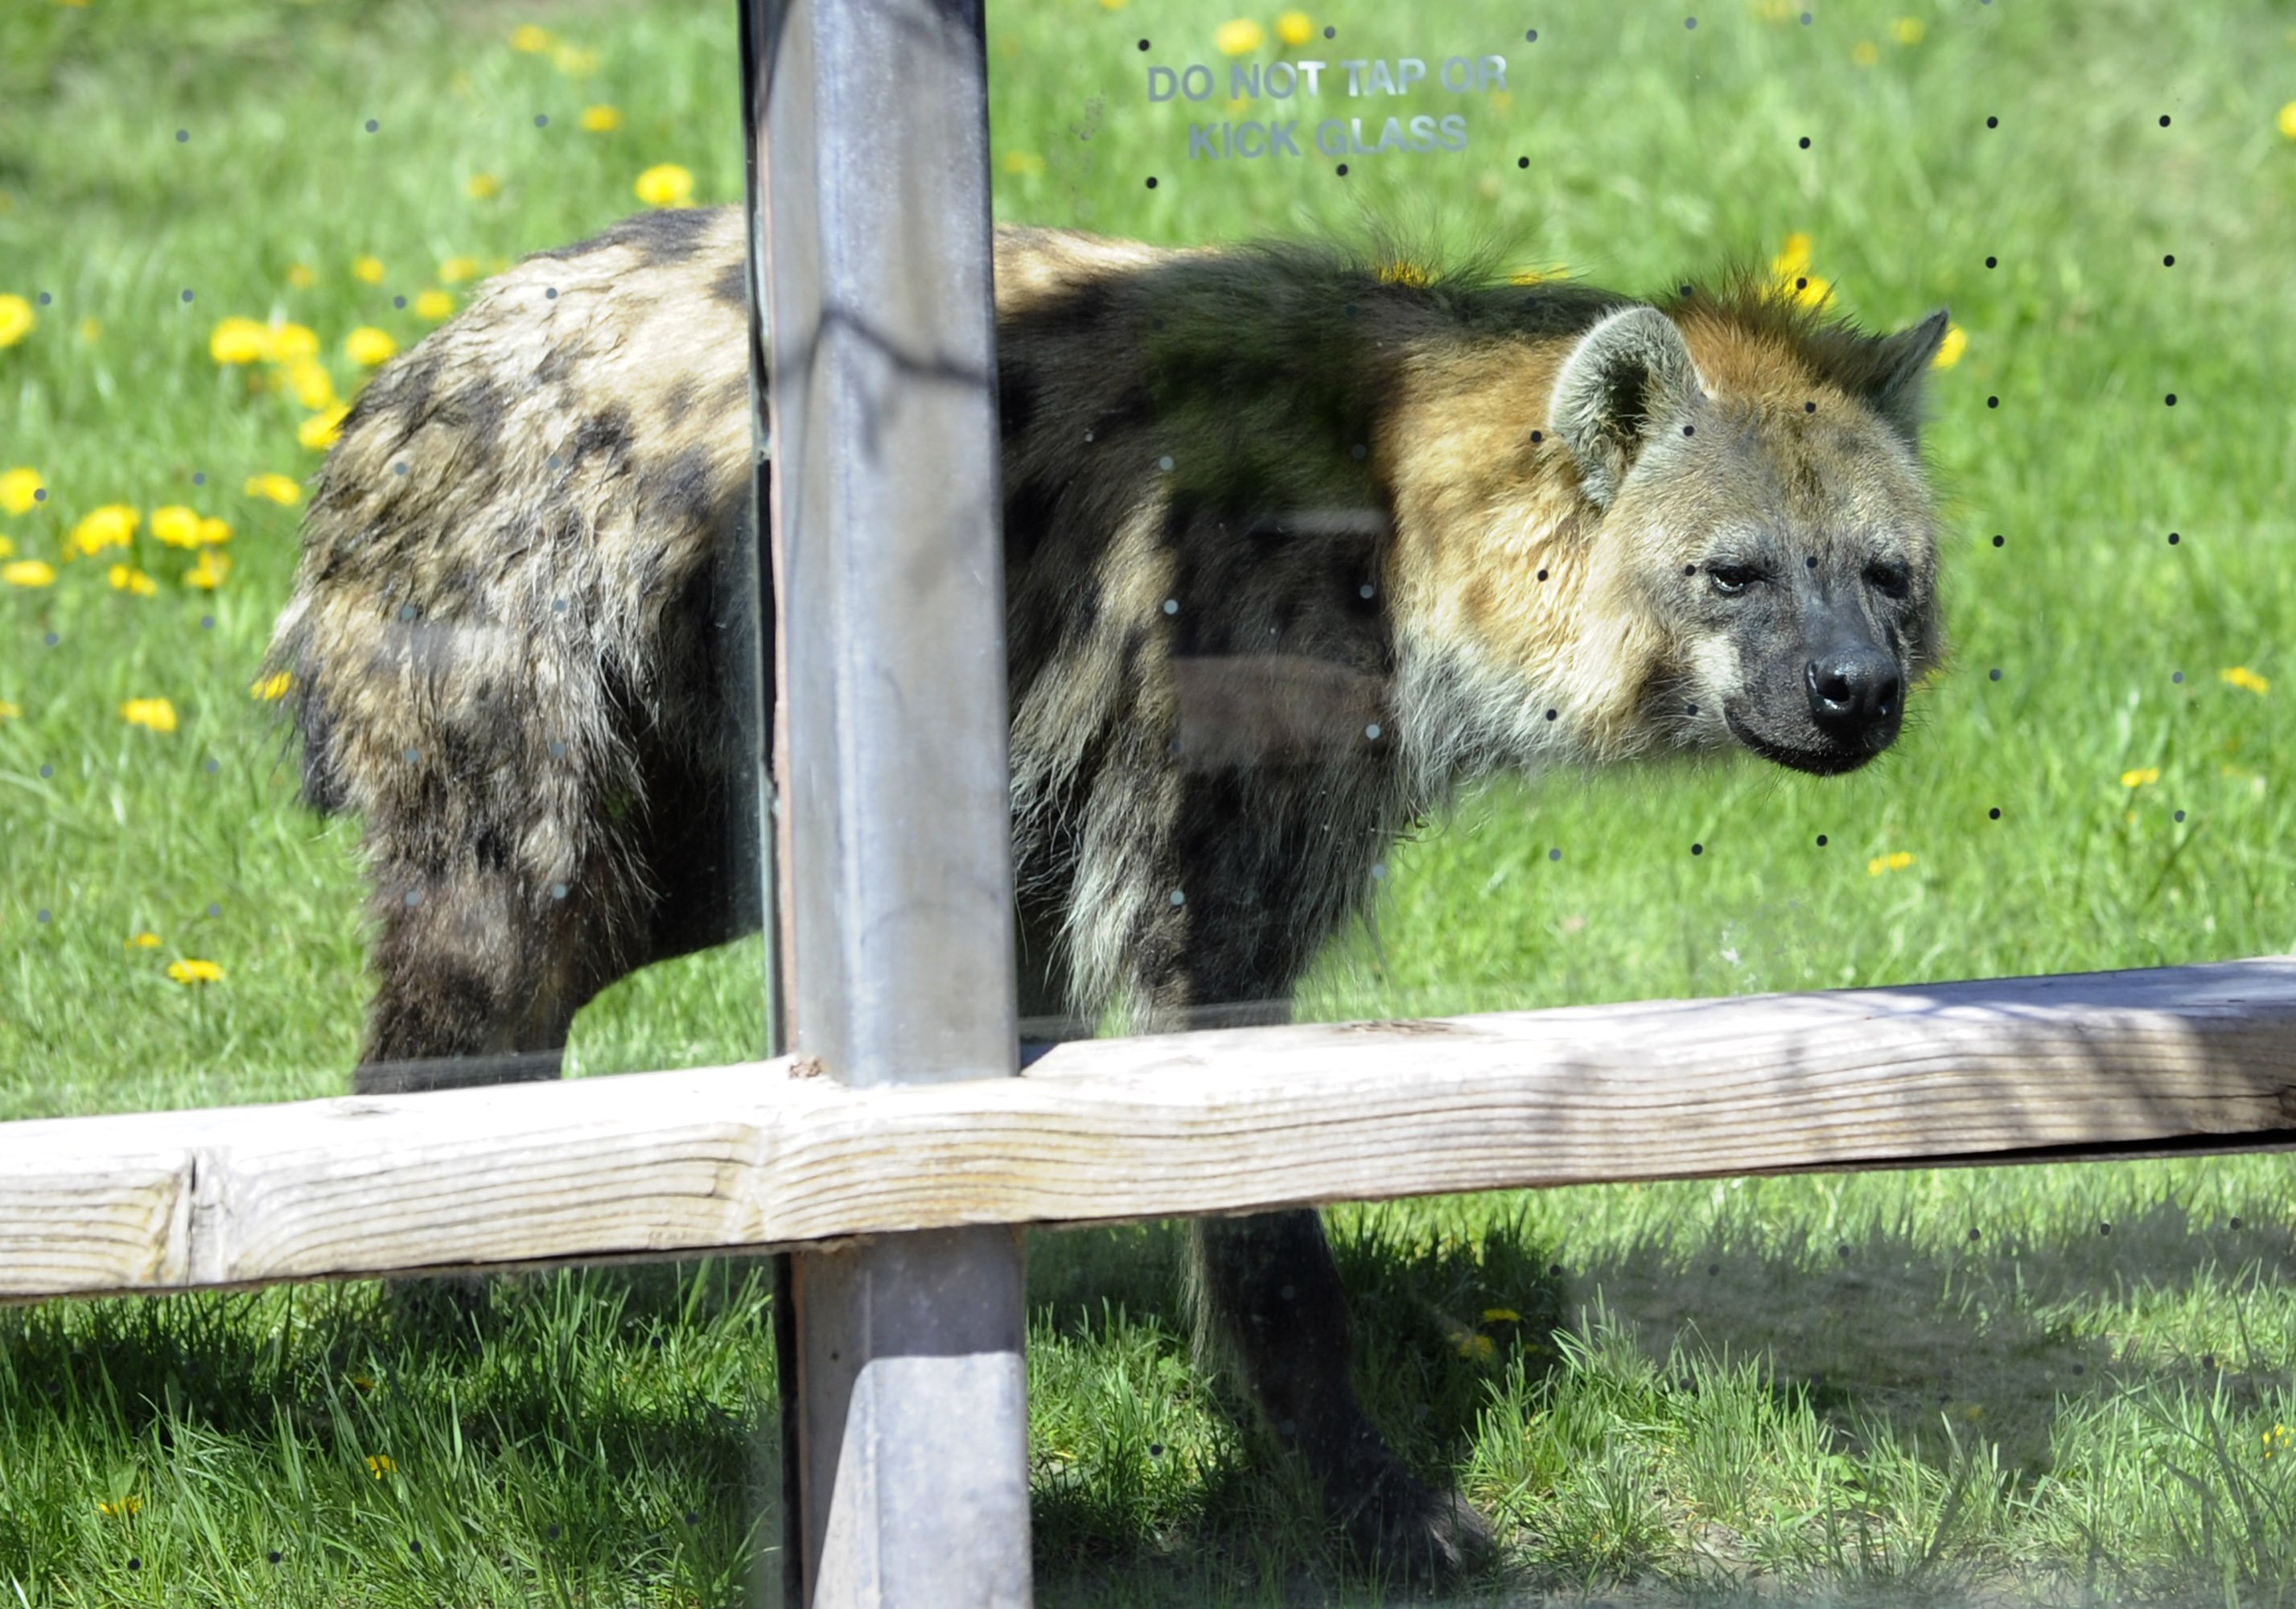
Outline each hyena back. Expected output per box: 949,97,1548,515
270,204,1948,1576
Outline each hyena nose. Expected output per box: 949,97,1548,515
1807,648,1902,735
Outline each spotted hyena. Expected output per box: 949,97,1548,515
267,204,1948,1577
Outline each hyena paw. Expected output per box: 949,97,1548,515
1335,1460,1497,1584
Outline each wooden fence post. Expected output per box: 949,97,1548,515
743,0,1031,1603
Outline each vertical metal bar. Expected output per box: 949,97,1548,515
743,0,1030,1603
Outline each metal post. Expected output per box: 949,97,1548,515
743,1,1029,1603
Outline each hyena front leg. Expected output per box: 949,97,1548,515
1194,1212,1493,1578
353,857,589,1093
1153,776,1494,1578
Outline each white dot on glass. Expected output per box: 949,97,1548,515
405,891,422,907
1359,583,1375,599
1365,723,1381,740
551,883,569,900
1169,890,1186,907
1162,598,1179,615
403,748,419,763
364,118,379,133
1158,455,1175,471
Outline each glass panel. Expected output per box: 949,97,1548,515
991,1,2296,1600
0,1,768,1120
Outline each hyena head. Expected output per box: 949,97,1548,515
1552,291,1951,777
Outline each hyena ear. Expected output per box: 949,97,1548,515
1862,307,1952,445
1549,306,1707,509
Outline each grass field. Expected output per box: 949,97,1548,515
5,0,2296,1601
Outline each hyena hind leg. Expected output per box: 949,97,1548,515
352,856,611,1095
1192,1210,1496,1581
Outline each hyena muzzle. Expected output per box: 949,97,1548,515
267,204,1948,1578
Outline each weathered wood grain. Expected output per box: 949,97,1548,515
7,958,2296,1301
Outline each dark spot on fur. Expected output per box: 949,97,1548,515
570,406,636,475
662,378,699,429
638,446,722,533
1003,474,1062,569
998,360,1041,439
539,207,719,267
710,257,748,311
535,344,590,386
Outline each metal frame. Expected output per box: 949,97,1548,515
745,0,1030,1599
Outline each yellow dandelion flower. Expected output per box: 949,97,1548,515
350,1372,376,1393
0,294,34,348
167,958,224,985
2,560,56,587
0,467,42,514
287,262,318,289
635,163,694,207
510,23,553,52
0,699,19,721
1002,150,1047,175
467,171,502,200
197,516,231,545
367,1453,397,1478
1454,1331,1497,1361
97,1496,143,1517
267,322,319,363
1867,850,1916,875
438,256,483,284
150,505,203,548
352,255,387,285
78,316,101,343
414,289,455,322
1378,261,1432,287
1772,232,1813,279
184,549,232,591
579,104,623,133
2279,103,2296,141
1891,16,1925,45
252,671,292,702
1482,1307,1521,1323
1852,40,1879,66
109,563,158,596
2223,665,2271,695
344,326,397,367
1792,273,1833,307
208,315,274,364
553,43,601,76
68,504,138,557
0,536,11,557
2265,1425,2293,1459
245,471,304,505
1215,18,1265,55
1277,10,1315,46
128,931,161,949
1100,0,1127,9
1933,323,1967,368
121,698,178,734
299,406,350,451
285,356,338,409
2121,766,2162,788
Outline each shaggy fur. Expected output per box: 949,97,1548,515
267,206,1949,1576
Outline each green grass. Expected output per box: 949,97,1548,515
6,0,2296,1600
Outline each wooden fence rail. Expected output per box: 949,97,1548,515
9,956,2295,1305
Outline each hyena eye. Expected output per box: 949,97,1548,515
1705,562,1763,596
1863,558,1912,599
